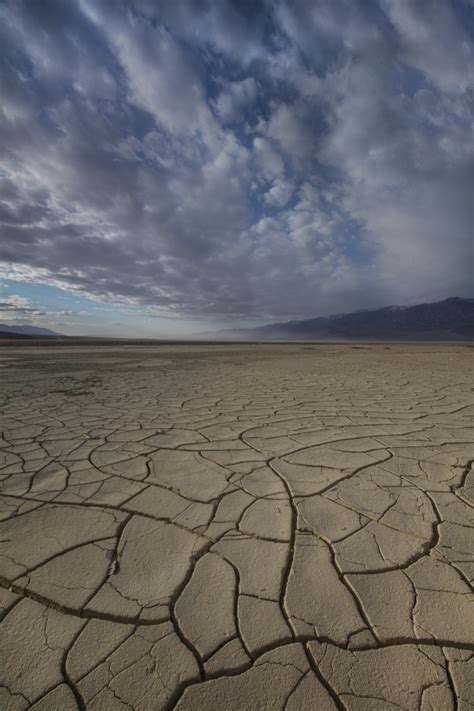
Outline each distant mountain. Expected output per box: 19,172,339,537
0,324,63,336
219,297,474,341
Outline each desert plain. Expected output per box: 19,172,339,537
0,342,473,710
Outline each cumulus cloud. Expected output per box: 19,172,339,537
214,78,258,123
0,0,472,325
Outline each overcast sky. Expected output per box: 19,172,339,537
0,0,473,336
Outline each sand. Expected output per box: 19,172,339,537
0,343,472,710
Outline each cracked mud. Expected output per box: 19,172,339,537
0,343,472,710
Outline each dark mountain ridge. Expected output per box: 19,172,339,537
220,297,474,341
0,324,63,336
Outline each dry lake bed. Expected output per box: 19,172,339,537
0,343,473,710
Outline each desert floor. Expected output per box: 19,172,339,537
0,343,473,710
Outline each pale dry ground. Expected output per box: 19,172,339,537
0,343,473,711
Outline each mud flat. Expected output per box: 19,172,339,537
0,343,473,710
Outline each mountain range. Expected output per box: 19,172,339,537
0,324,63,337
218,297,474,341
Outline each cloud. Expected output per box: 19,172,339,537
383,0,474,95
84,8,207,136
0,0,472,326
253,137,285,180
264,178,294,208
214,78,258,123
0,294,47,320
265,103,317,166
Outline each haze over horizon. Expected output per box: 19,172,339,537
1,0,473,337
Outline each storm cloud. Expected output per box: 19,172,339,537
0,0,472,324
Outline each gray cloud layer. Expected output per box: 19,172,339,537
0,0,472,322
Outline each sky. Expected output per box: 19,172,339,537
0,0,473,337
